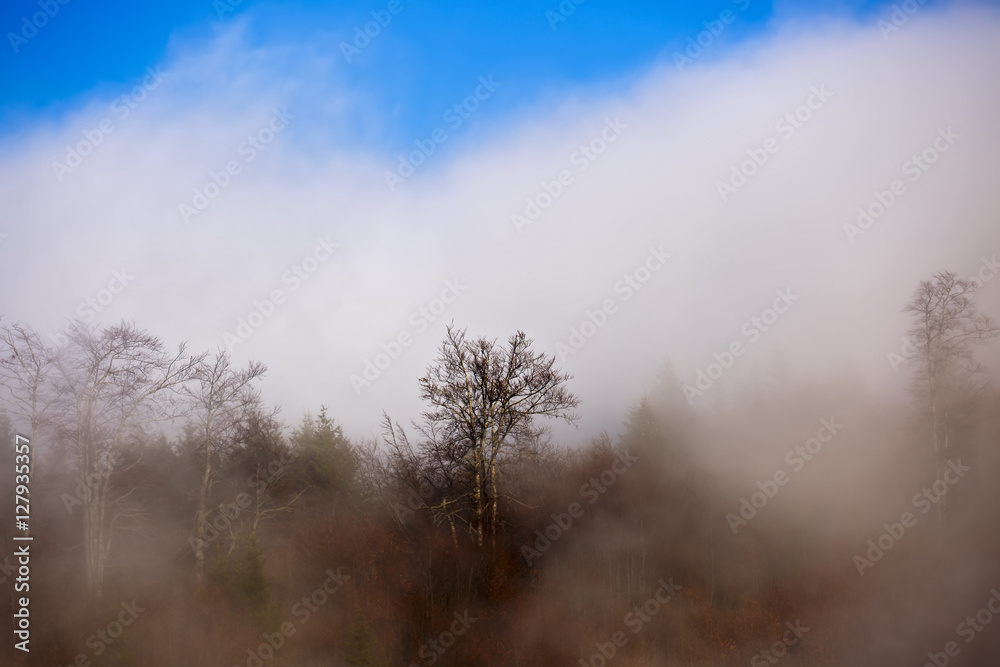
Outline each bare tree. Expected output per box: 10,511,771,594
418,325,580,549
904,271,999,520
0,322,56,468
52,320,202,604
371,413,467,554
185,350,266,587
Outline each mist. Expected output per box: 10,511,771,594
2,0,1000,665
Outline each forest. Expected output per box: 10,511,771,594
1,269,998,666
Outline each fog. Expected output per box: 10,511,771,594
1,1,1000,665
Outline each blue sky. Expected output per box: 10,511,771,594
1,0,901,150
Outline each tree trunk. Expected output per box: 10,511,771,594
81,409,109,607
194,416,214,587
83,468,109,607
194,453,213,586
489,457,498,552
931,398,948,524
471,443,484,548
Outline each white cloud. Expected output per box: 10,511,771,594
2,4,998,442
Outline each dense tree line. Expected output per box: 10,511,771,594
1,271,998,666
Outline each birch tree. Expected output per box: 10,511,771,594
53,320,201,604
185,351,266,587
0,322,56,469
